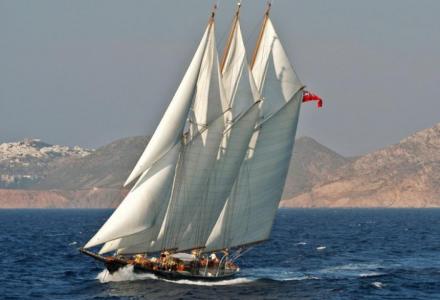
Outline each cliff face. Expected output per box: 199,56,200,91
1,123,440,208
281,123,440,208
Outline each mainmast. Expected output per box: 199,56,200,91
250,1,271,69
220,2,241,72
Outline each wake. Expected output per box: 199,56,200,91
96,265,254,286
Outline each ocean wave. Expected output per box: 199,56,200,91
359,272,386,278
321,263,383,272
244,267,320,282
317,263,387,279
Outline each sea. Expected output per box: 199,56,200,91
1,209,440,300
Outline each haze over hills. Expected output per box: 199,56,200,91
0,122,439,208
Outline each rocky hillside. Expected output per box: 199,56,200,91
0,139,92,188
283,137,352,199
34,136,149,190
281,123,440,207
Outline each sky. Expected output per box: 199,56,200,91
1,0,439,156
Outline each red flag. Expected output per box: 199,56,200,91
302,91,323,108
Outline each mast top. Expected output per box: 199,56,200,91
209,3,217,24
265,1,272,16
236,1,241,16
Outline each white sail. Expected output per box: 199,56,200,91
123,26,210,186
205,91,302,251
176,18,262,250
205,16,303,251
96,22,223,253
154,20,232,252
86,23,212,250
188,22,227,137
100,113,228,254
99,21,226,254
106,17,261,255
252,19,302,106
84,144,181,249
221,21,258,114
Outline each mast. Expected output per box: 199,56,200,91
250,1,271,69
208,3,217,27
220,2,241,72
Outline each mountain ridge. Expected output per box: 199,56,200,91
1,122,439,208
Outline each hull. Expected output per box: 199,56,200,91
80,248,238,282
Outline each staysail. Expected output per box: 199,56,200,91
84,17,212,250
205,9,304,252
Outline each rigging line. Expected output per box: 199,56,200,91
257,87,305,128
231,246,254,261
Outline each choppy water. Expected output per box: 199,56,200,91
1,209,440,299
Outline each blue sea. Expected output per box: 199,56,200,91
1,209,440,299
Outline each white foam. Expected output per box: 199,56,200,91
276,275,320,282
296,242,307,245
69,241,77,246
371,281,384,289
316,246,326,250
164,277,254,286
96,266,157,283
359,272,385,278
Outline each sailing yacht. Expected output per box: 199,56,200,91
80,2,322,281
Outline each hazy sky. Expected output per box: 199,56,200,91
1,0,439,156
